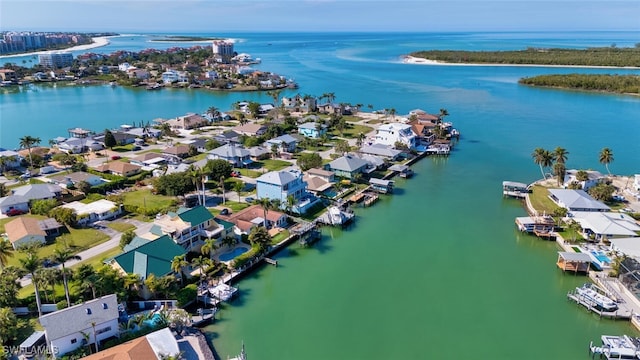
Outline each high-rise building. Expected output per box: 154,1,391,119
38,52,74,68
212,40,234,57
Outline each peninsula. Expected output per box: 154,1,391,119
407,46,640,67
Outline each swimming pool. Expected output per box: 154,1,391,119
219,246,250,262
591,251,612,264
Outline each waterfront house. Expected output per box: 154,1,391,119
306,168,336,183
373,123,417,149
57,137,103,154
219,204,288,236
556,252,592,273
61,199,123,226
108,235,186,280
297,122,327,139
571,211,640,241
282,94,317,112
318,103,353,115
562,169,605,191
358,144,402,160
0,69,18,83
161,69,188,84
5,217,62,249
81,328,180,360
39,294,119,358
265,134,299,153
149,206,226,250
327,155,371,179
0,149,22,169
303,175,333,196
548,189,610,213
207,144,251,167
94,130,137,146
49,171,105,188
166,113,209,130
93,161,142,177
256,169,307,204
233,123,268,137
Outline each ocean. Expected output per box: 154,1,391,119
1,32,640,359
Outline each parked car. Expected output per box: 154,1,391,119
6,208,26,216
231,170,241,177
111,155,121,160
245,197,255,203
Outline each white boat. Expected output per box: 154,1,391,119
208,282,238,302
590,335,640,359
575,283,618,312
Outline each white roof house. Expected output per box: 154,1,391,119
548,189,610,212
572,211,640,240
39,294,120,357
563,169,605,190
610,238,640,259
61,199,122,225
373,123,417,149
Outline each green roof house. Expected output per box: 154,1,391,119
108,235,185,280
152,206,227,251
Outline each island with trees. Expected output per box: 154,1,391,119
519,74,640,95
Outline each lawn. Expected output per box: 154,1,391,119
121,188,177,210
223,201,251,212
330,123,373,138
271,229,290,244
112,144,136,152
237,168,264,178
529,185,560,214
5,227,110,268
107,221,136,233
257,159,291,171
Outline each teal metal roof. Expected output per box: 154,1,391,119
178,205,213,226
123,236,152,252
215,218,235,231
112,235,185,279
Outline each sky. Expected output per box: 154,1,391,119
1,0,639,33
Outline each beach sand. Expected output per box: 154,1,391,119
0,36,111,59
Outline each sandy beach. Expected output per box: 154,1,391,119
0,36,111,59
402,55,640,69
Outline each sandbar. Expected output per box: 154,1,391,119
401,55,640,69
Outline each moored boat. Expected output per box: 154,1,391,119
575,283,618,312
590,335,640,359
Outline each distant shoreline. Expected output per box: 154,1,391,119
401,55,640,70
0,36,112,60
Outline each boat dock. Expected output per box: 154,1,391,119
191,308,216,327
264,258,278,266
502,181,530,198
567,287,632,320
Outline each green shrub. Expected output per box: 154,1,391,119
176,284,198,307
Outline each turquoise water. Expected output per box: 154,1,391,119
2,32,640,359
219,247,250,262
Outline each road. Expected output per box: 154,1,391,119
19,219,154,287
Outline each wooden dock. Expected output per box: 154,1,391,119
264,258,278,266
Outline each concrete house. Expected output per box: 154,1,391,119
108,235,186,280
39,294,120,358
5,217,62,249
548,189,610,213
218,204,288,235
93,161,142,177
207,144,251,167
0,184,63,215
562,169,605,190
166,113,209,130
297,122,327,139
50,171,105,188
61,199,123,226
257,169,307,204
373,123,417,149
233,123,268,137
265,134,299,153
572,211,640,241
327,155,371,179
0,149,23,169
149,206,226,251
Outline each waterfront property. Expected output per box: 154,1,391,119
148,206,227,250
256,169,307,204
515,215,555,238
327,154,372,179
570,211,640,241
373,123,417,149
218,204,289,236
108,235,186,281
548,189,610,213
39,294,120,357
502,181,529,198
82,327,180,360
556,251,592,273
562,169,605,190
369,178,394,194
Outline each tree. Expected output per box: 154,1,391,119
188,165,205,206
205,139,221,151
0,307,19,345
336,117,347,137
49,207,77,228
0,239,14,270
207,106,220,120
531,148,553,179
51,247,74,308
438,108,449,124
19,135,41,169
204,159,233,182
171,255,189,285
588,183,616,201
247,102,261,119
286,194,296,214
76,180,92,194
19,246,43,317
553,146,569,164
30,198,58,215
258,197,272,228
153,172,195,198
356,132,365,148
191,256,212,278
119,230,136,250
553,162,566,186
233,181,244,202
0,183,6,198
296,152,322,171
248,226,271,253
103,129,117,150
201,238,217,261
334,140,350,155
599,147,614,175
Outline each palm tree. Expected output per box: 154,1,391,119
0,239,14,269
356,132,366,148
553,146,569,164
207,106,219,120
52,247,73,308
191,256,212,279
599,147,614,175
258,197,272,228
233,181,244,202
188,165,204,206
531,148,553,179
19,135,41,169
286,194,296,215
19,248,43,317
271,198,282,212
553,162,566,187
201,238,217,260
438,108,449,124
171,255,189,285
